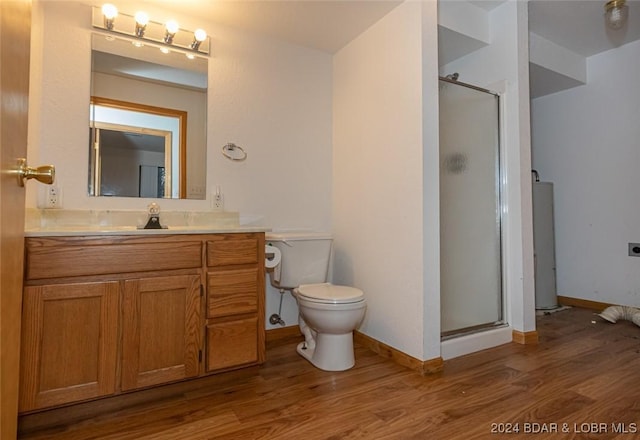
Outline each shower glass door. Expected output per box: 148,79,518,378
439,78,503,336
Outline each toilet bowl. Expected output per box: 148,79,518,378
293,283,366,371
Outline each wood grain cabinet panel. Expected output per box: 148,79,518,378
207,268,259,318
121,275,201,391
19,282,119,412
206,233,265,371
206,317,259,372
206,236,259,267
25,240,202,280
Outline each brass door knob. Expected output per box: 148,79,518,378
17,158,55,186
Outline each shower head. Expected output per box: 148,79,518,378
445,72,459,81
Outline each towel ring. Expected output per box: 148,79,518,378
222,143,247,161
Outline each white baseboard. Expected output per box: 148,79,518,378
441,326,513,360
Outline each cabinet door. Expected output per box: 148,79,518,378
121,275,201,391
206,316,258,372
19,282,119,412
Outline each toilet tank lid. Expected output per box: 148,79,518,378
266,231,332,242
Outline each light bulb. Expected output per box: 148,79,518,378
101,3,118,19
165,20,179,34
190,29,207,50
194,29,207,42
101,3,117,30
134,11,148,37
164,20,179,44
134,11,149,26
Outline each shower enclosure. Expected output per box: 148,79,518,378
439,76,504,337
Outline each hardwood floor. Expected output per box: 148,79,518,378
18,307,640,439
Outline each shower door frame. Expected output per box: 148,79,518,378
438,76,507,339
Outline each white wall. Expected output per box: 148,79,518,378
333,2,431,361
439,0,536,336
28,0,333,330
531,39,640,307
421,1,442,363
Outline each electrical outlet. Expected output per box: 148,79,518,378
212,185,224,210
45,185,62,209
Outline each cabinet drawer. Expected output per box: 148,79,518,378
206,238,258,267
26,241,202,280
206,317,258,371
207,269,258,318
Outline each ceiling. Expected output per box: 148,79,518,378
145,0,402,54
150,0,640,99
154,0,640,57
528,0,640,57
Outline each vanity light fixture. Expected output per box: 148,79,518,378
101,3,117,30
604,0,629,29
93,4,210,55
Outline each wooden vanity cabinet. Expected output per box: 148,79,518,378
20,232,265,413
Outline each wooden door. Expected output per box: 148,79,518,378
19,282,119,412
0,0,31,436
121,275,201,391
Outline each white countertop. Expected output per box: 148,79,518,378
24,208,270,237
24,225,270,237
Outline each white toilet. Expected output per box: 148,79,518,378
266,232,366,371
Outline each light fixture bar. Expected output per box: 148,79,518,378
92,5,210,55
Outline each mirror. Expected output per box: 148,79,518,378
89,33,208,199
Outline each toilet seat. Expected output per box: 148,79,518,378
296,283,364,304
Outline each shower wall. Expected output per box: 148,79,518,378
439,79,502,334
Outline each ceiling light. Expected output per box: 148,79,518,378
605,0,629,30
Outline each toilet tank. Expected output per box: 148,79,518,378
266,232,332,289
